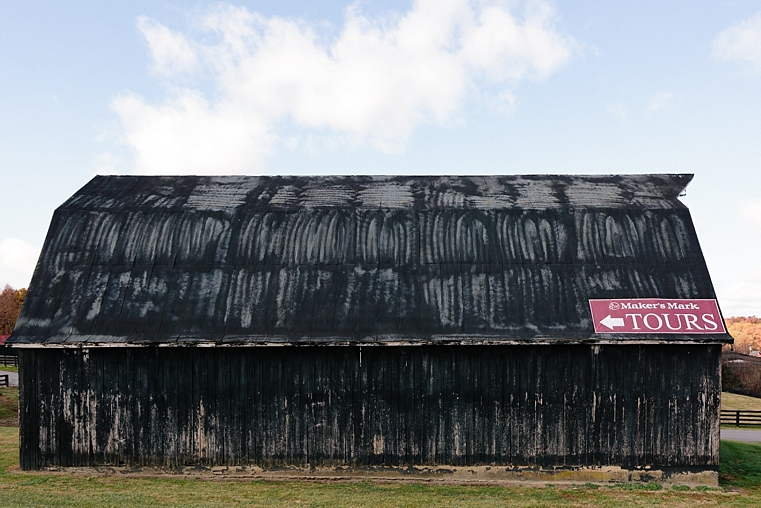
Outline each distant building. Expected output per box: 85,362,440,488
8,174,730,484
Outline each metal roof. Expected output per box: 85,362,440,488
8,174,731,346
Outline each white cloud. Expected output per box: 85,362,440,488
138,17,198,75
113,91,273,175
0,238,40,290
712,12,761,73
114,0,575,175
646,91,672,113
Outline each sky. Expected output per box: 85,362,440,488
1,0,760,316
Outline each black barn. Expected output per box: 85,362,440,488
8,175,730,483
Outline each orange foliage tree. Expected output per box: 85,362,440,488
725,316,761,354
0,284,26,335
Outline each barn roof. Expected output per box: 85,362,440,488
8,174,730,346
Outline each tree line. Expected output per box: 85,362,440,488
724,316,761,355
0,285,26,335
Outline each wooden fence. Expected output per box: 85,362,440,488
0,355,18,367
0,374,8,387
721,410,761,427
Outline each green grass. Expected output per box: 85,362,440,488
723,392,761,411
721,440,761,488
0,387,18,420
0,365,18,373
0,427,761,507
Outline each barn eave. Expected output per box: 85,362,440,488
8,332,733,348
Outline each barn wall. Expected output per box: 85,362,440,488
18,345,720,471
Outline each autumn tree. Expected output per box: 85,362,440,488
725,316,761,354
0,284,26,335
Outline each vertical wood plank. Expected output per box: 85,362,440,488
17,344,721,471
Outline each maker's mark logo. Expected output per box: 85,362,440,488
589,298,726,334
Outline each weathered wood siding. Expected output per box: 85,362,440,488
18,345,721,470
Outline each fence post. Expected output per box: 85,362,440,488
737,411,741,427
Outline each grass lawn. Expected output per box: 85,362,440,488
0,365,18,373
0,426,759,507
721,440,761,489
0,387,18,421
723,392,761,411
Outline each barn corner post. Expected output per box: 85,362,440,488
7,174,730,484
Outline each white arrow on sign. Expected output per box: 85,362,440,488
600,315,625,330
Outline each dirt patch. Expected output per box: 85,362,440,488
12,463,718,487
0,417,18,427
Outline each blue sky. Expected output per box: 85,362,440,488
1,1,760,316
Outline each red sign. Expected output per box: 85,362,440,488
589,299,725,334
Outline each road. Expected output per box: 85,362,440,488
0,370,17,387
721,429,761,442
